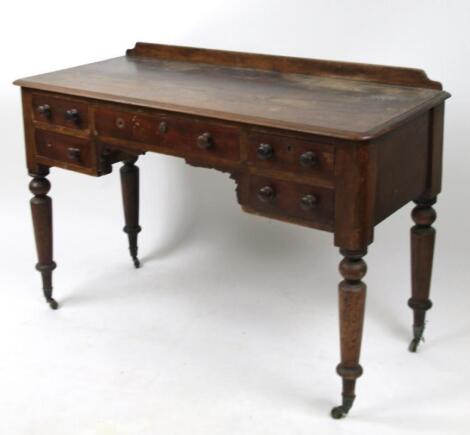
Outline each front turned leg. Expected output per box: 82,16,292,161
408,198,436,352
120,158,141,268
331,249,367,419
29,172,58,309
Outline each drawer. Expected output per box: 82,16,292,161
247,131,334,178
95,108,240,161
35,130,94,169
32,93,89,130
245,175,334,229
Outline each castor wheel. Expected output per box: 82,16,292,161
331,405,348,419
408,325,425,352
330,395,355,419
46,297,59,310
132,257,141,268
408,337,423,352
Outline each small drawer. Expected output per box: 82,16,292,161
248,131,334,178
32,93,89,130
35,130,93,169
95,107,240,162
246,175,334,229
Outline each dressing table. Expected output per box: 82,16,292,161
14,43,450,418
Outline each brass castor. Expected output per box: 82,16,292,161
331,405,348,419
409,339,419,352
330,395,355,419
46,297,59,310
408,324,425,352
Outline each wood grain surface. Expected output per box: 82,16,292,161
15,44,450,140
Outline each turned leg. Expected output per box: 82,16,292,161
120,157,141,268
331,248,367,419
29,171,58,309
408,198,436,352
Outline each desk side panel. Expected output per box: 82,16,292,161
334,141,377,250
373,112,431,224
423,104,445,199
21,88,40,174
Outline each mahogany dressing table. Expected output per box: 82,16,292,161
14,43,450,418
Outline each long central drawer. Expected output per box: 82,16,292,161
94,107,241,162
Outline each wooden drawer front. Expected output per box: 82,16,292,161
32,94,89,130
95,108,240,161
35,130,93,169
247,175,334,228
248,132,334,177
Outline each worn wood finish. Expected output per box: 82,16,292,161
331,249,367,419
14,45,449,141
127,43,443,89
408,198,436,352
14,43,450,419
29,170,58,310
120,157,141,268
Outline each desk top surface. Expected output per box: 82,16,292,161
15,43,450,140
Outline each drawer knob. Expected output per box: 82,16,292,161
257,143,274,160
300,194,318,210
116,117,126,129
299,151,317,168
257,185,276,203
65,108,80,124
67,147,81,163
159,121,168,134
197,132,214,149
37,104,51,119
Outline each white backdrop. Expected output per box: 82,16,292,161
1,1,469,434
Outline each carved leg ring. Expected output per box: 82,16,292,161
29,173,58,310
408,198,436,352
120,158,141,268
331,249,367,419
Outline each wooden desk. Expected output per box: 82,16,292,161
14,43,450,419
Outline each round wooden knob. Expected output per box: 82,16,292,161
197,132,214,149
37,104,51,119
65,108,80,124
257,143,274,160
159,121,168,134
299,151,317,168
67,147,81,162
300,194,318,210
257,185,276,203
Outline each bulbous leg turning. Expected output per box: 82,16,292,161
29,171,58,309
331,249,367,419
120,158,141,268
408,198,436,352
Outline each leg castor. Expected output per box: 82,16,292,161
30,171,59,310
408,198,436,352
120,158,142,268
47,297,59,310
331,248,367,419
331,393,355,419
408,324,426,352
